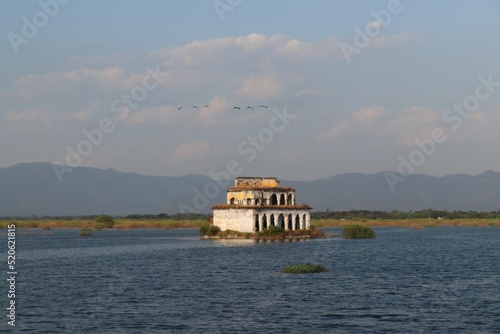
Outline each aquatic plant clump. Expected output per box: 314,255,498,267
342,224,375,239
79,228,94,237
199,225,221,236
94,214,115,229
281,263,329,274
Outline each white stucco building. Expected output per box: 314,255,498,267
212,177,311,233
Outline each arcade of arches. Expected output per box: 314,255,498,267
254,211,310,232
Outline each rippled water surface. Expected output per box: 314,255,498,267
5,227,500,333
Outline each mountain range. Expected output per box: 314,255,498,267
1,162,499,216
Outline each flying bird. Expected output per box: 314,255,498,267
245,106,254,110
192,106,199,110
257,105,268,109
231,107,241,111
176,106,183,110
203,105,212,108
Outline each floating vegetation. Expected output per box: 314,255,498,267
79,228,94,237
342,224,375,239
281,263,329,274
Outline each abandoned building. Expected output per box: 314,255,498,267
212,177,311,233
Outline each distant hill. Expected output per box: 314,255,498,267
0,162,226,216
1,162,499,216
285,170,500,212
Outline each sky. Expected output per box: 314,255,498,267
1,0,500,181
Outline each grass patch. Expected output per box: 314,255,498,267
282,263,329,274
342,224,375,239
79,228,94,237
311,218,500,228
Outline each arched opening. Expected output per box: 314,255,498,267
278,214,285,229
255,198,260,205
287,194,292,205
302,214,306,229
270,214,275,226
279,194,285,205
287,214,293,230
262,214,268,230
229,197,235,205
255,215,259,232
295,214,300,230
246,198,252,205
270,194,278,205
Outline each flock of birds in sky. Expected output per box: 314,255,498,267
174,105,268,111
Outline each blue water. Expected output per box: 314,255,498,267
2,227,499,333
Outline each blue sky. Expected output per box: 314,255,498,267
1,0,500,181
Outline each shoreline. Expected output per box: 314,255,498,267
1,218,499,229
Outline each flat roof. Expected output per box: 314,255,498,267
227,186,295,192
212,204,311,210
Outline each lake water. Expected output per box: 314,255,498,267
3,227,499,333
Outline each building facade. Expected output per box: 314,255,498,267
212,177,311,233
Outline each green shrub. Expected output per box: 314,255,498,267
260,225,282,236
200,225,221,236
79,228,94,237
206,225,221,236
342,224,375,239
282,263,329,274
94,214,114,229
199,224,209,236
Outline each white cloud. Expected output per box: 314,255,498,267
237,73,288,100
64,101,100,123
4,109,56,126
367,21,382,31
317,106,388,140
370,32,415,48
353,106,387,122
295,88,330,97
317,121,351,140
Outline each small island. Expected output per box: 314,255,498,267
204,176,331,240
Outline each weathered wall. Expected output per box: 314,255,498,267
235,177,279,188
213,208,255,233
213,208,310,232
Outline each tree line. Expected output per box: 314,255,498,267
3,209,500,221
311,209,500,220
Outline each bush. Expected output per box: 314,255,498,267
259,225,282,237
94,214,114,229
206,225,221,236
79,228,94,237
342,224,375,239
200,225,221,236
199,224,209,236
282,263,329,274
